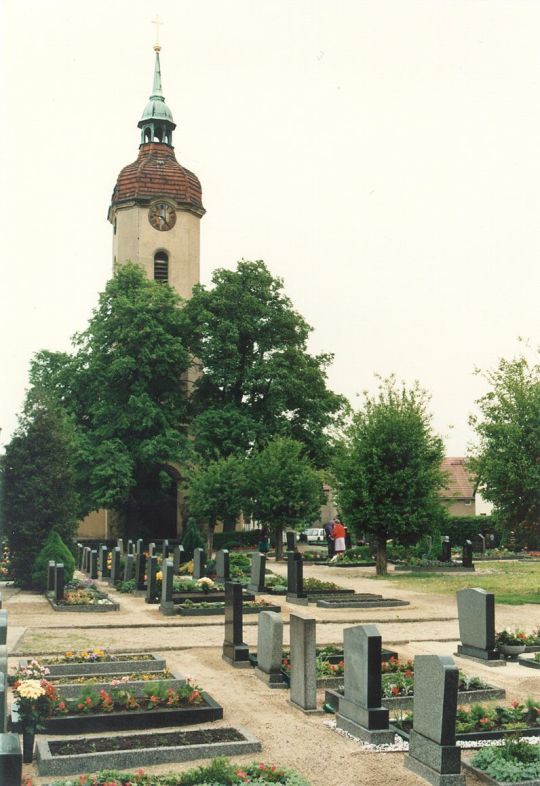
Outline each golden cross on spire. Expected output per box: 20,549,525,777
152,14,163,51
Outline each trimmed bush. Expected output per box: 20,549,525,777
213,529,261,550
32,530,76,590
181,518,205,560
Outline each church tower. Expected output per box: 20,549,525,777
108,44,205,299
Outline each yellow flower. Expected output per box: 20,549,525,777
17,680,46,699
156,571,163,581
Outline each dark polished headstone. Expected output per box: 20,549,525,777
47,560,56,592
285,531,297,552
0,673,6,732
0,733,22,784
173,545,184,573
148,542,156,557
145,555,158,603
162,539,170,559
440,536,451,563
404,655,465,785
248,552,265,593
222,581,250,667
160,559,175,616
136,538,144,555
100,545,110,578
89,550,98,580
336,624,393,742
110,547,121,586
76,543,83,569
462,540,473,569
286,552,308,605
472,534,485,555
193,548,206,580
54,563,65,603
216,549,230,582
134,553,146,592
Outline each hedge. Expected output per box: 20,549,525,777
213,530,261,550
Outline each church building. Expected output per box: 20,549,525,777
79,43,204,540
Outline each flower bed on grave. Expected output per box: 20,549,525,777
47,579,119,612
29,756,312,785
264,576,355,596
518,652,540,670
393,558,475,572
393,698,540,742
12,678,224,734
323,658,505,712
18,650,167,677
279,645,397,688
463,738,540,785
0,542,15,581
176,599,281,616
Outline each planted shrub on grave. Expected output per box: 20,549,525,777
32,530,75,590
471,738,540,783
397,697,540,736
181,518,205,560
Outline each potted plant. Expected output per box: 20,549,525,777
495,629,528,657
12,678,59,762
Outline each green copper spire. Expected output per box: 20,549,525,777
138,45,176,146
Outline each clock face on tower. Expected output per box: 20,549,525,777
148,202,177,231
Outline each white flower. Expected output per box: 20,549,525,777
16,680,46,699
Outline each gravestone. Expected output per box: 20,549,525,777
99,545,110,578
0,673,6,732
162,539,169,559
148,542,156,557
472,534,485,555
222,581,250,667
440,536,451,563
136,538,144,555
82,546,90,573
255,611,286,688
124,553,134,583
47,560,56,592
0,733,22,784
173,545,184,574
0,613,6,645
286,552,308,605
110,547,121,586
456,588,501,663
248,552,266,593
404,655,465,786
285,531,297,552
336,624,393,743
216,549,230,582
54,564,65,603
145,555,158,604
76,543,83,569
344,526,352,550
461,540,473,569
126,539,133,555
160,559,175,616
134,553,146,592
117,538,124,554
289,613,317,712
89,550,98,580
193,548,206,580
0,647,6,680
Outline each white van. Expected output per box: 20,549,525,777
305,528,326,544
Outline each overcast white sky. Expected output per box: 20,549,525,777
1,0,538,458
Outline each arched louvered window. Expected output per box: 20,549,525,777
154,251,169,283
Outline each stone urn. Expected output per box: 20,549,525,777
498,643,526,658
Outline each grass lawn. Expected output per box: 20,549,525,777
373,561,540,605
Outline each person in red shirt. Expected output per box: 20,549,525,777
330,519,346,562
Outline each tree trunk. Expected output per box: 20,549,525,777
275,525,283,561
375,533,388,576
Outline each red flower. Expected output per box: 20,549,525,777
391,686,400,696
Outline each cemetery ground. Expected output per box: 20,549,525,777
2,558,539,786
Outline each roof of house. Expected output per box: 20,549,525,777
440,457,475,500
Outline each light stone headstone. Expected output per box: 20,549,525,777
222,581,250,667
54,564,65,603
136,539,144,555
336,624,393,743
215,549,230,582
160,559,175,616
192,548,206,580
124,553,134,583
145,555,158,604
404,655,465,785
456,588,500,662
248,552,265,593
289,613,317,712
0,732,22,784
255,611,286,688
82,547,91,573
162,539,169,559
117,538,124,554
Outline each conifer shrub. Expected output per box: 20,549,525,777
181,518,205,560
31,530,75,590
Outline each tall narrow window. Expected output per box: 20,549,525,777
154,251,169,283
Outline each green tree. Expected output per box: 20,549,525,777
181,517,205,561
187,455,248,554
184,260,344,466
468,348,540,545
333,377,446,575
2,394,79,587
28,263,191,537
32,530,76,590
248,438,324,560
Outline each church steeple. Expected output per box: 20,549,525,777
138,45,176,147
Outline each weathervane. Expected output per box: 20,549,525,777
152,14,163,52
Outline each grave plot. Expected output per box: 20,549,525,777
324,656,506,712
519,652,540,670
17,649,167,677
393,535,476,572
462,740,540,786
46,562,120,612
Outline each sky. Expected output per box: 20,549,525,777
1,0,538,462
